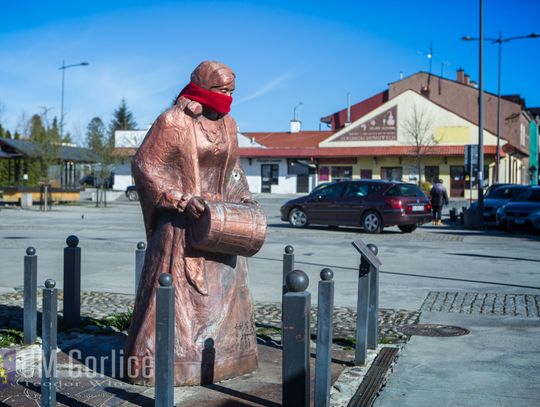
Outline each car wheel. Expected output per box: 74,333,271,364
289,207,308,228
362,211,383,234
127,190,139,201
398,224,417,233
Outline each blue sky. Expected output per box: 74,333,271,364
1,0,539,145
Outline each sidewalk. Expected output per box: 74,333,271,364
374,307,540,406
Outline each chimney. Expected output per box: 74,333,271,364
464,74,470,85
456,68,465,83
290,120,301,133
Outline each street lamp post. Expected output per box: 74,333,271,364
462,32,540,184
59,60,89,139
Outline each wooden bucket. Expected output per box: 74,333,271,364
189,201,267,257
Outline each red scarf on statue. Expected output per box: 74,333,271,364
178,82,232,114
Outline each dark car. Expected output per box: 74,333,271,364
125,185,139,201
280,180,432,233
496,186,540,231
470,184,529,224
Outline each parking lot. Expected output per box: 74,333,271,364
1,194,539,311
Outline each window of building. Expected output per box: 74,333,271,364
319,166,330,181
261,164,279,184
425,166,440,184
331,166,352,182
381,167,403,181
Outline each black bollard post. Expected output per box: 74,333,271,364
282,245,294,323
314,268,334,407
354,254,371,365
367,244,379,350
41,279,57,407
24,247,37,345
282,245,295,297
155,273,174,407
282,269,310,407
135,241,146,293
63,235,81,328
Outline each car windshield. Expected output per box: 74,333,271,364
514,188,540,202
311,183,332,194
385,184,425,197
487,187,527,199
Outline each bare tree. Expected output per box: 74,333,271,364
16,111,30,138
402,104,438,186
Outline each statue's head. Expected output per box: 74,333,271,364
176,61,235,117
191,61,235,96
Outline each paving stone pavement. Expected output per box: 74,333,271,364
0,290,418,406
0,290,420,346
420,291,540,318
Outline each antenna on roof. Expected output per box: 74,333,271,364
290,102,303,133
417,42,439,87
345,93,351,126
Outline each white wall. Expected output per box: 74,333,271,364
240,158,303,194
113,175,133,191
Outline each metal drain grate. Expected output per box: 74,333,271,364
398,324,469,337
421,291,540,318
348,347,399,407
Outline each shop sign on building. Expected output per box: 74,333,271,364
331,106,397,142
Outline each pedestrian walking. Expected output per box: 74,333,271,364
430,179,449,225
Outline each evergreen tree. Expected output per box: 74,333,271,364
29,114,46,142
28,111,60,184
108,99,137,138
0,124,4,138
5,130,12,139
86,117,106,151
14,132,20,140
86,116,118,206
49,117,61,144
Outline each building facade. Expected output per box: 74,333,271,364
113,70,536,196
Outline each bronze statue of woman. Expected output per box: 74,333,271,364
125,61,264,386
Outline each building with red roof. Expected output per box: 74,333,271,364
238,69,535,197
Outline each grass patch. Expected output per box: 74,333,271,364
0,329,24,348
103,308,133,331
62,308,133,333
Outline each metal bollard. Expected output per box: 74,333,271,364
24,247,37,345
354,254,371,365
41,279,57,407
282,245,294,323
367,244,379,350
282,245,295,298
135,241,146,293
155,273,175,407
314,268,334,407
282,269,310,407
63,235,81,328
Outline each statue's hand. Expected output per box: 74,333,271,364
185,196,206,219
241,197,260,207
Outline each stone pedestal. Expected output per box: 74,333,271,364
21,193,33,209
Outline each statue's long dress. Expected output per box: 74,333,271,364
125,106,258,386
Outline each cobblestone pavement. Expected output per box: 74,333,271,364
0,290,420,345
421,291,540,318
